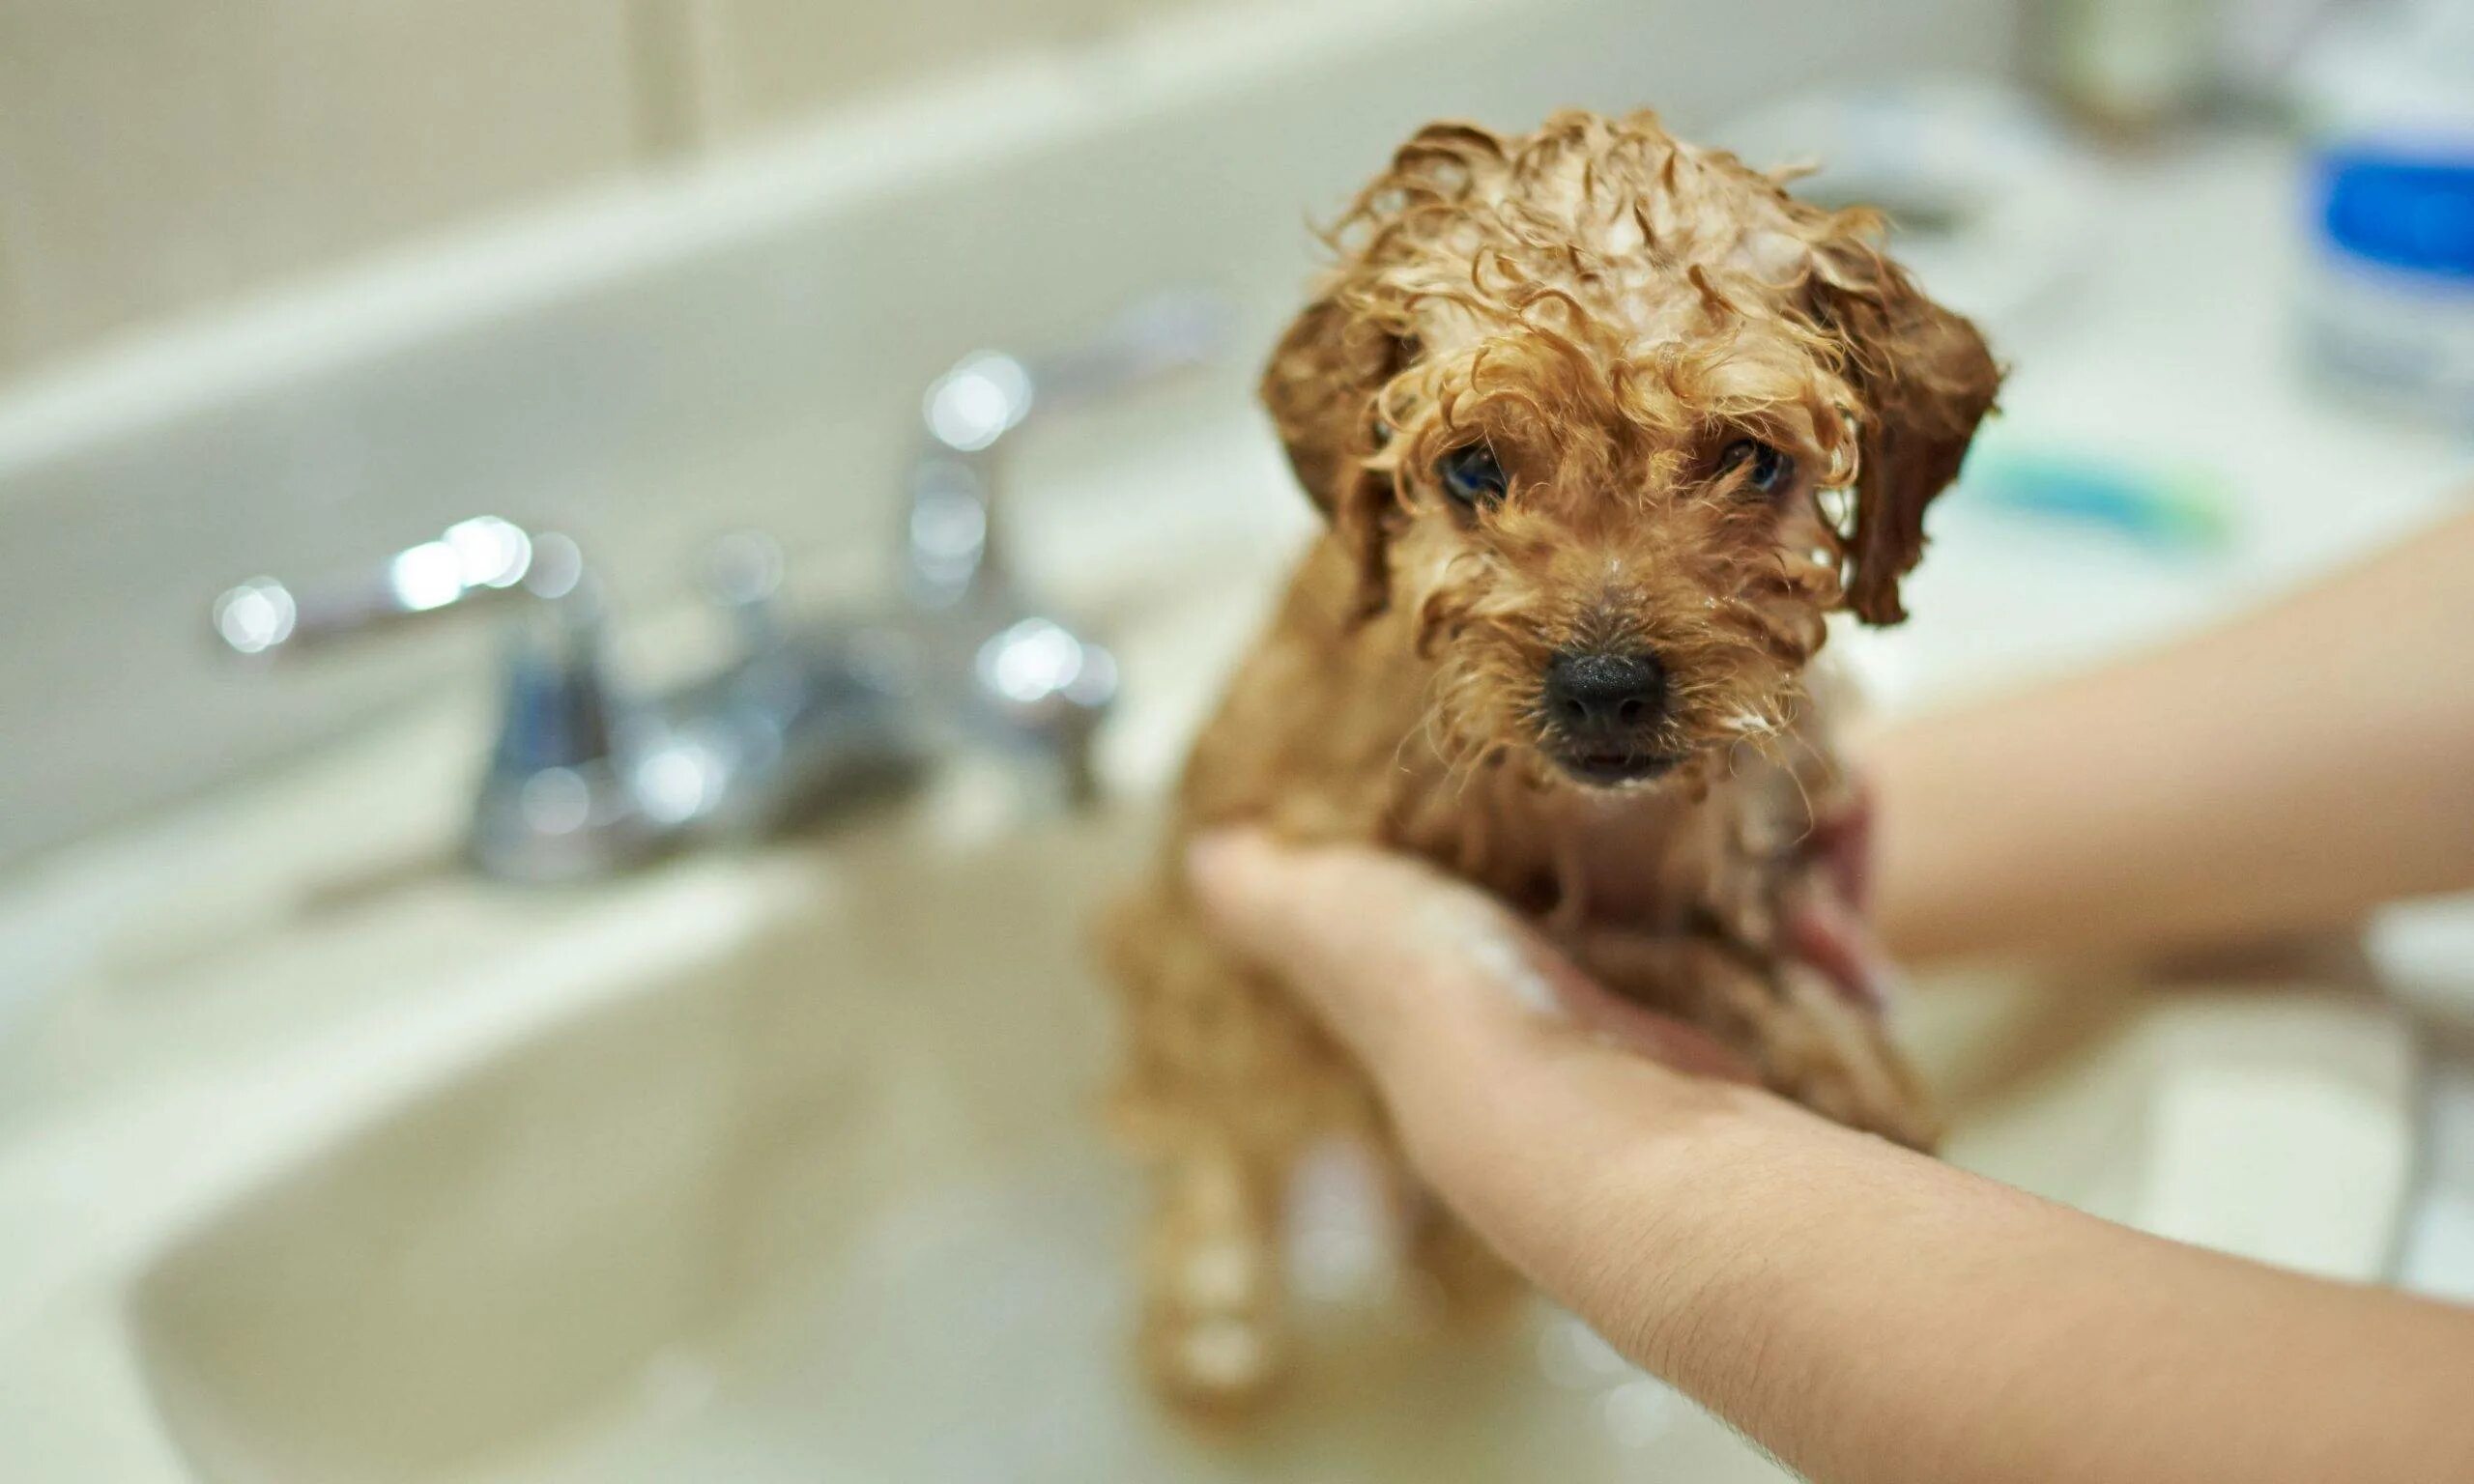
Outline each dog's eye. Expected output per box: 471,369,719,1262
1437,443,1507,508
1718,440,1795,497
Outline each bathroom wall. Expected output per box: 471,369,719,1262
0,0,1211,382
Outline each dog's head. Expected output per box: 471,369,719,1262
1261,112,1999,791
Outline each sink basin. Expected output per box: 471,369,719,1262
117,799,2415,1484
128,811,1157,1484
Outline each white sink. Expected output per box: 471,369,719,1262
75,794,2400,1484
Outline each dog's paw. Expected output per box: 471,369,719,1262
1767,961,1943,1151
1139,1290,1286,1416
1139,1199,1289,1416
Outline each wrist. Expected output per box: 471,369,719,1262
1590,1086,1825,1372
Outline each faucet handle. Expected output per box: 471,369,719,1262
207,519,674,882
210,517,586,659
970,617,1118,807
905,292,1231,619
901,297,1212,808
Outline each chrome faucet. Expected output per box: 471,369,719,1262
901,291,1224,802
207,294,1223,881
212,516,921,882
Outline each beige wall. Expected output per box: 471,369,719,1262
0,0,1180,383
658,0,1175,143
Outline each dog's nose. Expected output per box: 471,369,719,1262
1544,649,1667,736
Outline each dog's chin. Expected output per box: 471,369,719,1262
1545,746,1684,792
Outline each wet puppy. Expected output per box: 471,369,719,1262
1102,109,1999,1413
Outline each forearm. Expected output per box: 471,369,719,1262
1193,834,2474,1484
1867,507,2474,963
1427,1051,2474,1484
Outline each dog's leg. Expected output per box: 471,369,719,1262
1396,1179,1527,1322
1573,929,1942,1151
1752,957,1942,1150
1101,881,1351,1414
1136,1132,1290,1412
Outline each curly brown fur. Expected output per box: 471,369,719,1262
1100,109,2000,1414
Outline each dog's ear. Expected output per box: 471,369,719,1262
1809,241,2000,625
1259,120,1508,619
1259,291,1410,618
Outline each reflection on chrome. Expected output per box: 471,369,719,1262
634,739,727,828
910,489,987,557
923,351,1033,453
443,515,533,588
978,618,1090,706
384,516,537,613
209,515,568,660
386,540,466,612
516,766,594,837
524,531,585,601
209,578,298,655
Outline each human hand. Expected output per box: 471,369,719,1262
1187,829,1761,1088
1184,828,1808,1356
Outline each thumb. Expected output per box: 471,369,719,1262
1185,830,1753,1086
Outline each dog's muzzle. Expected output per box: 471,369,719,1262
1541,648,1679,786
